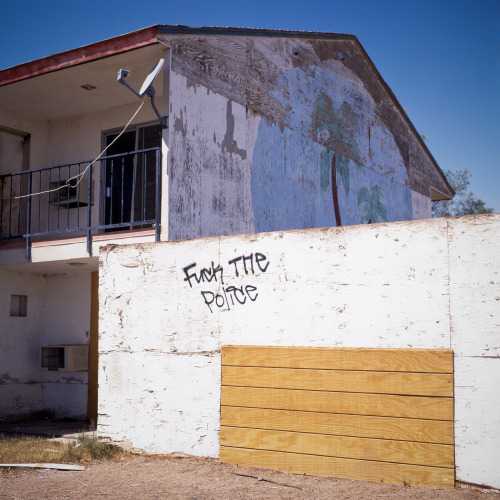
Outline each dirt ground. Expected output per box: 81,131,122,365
1,455,499,500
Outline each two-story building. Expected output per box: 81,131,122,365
0,25,453,424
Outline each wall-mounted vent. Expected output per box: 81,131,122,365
67,345,89,371
41,345,89,371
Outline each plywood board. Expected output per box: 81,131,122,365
220,447,455,488
222,366,453,396
220,406,454,445
222,345,454,373
221,386,453,421
220,427,454,468
220,345,454,487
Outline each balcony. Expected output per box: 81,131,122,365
0,147,161,259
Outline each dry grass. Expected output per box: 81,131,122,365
0,433,126,469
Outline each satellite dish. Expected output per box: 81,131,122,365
117,58,167,128
139,59,164,97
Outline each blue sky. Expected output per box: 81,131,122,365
1,0,498,211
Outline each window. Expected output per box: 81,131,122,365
10,295,27,317
41,347,65,370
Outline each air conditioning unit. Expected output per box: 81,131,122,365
49,178,92,208
41,345,89,371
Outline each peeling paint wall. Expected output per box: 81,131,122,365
40,273,91,419
0,270,45,420
98,213,499,488
0,271,91,421
168,73,257,240
164,35,443,240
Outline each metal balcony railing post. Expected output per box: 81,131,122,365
8,176,13,237
26,172,32,260
155,148,161,242
87,164,92,255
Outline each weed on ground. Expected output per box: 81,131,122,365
0,433,126,470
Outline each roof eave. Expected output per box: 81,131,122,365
350,38,455,198
157,24,356,40
0,26,159,87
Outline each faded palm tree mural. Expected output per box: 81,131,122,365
251,65,411,232
312,94,364,226
358,186,388,224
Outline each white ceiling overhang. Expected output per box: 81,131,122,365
0,44,166,122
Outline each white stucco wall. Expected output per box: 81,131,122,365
0,104,50,171
168,70,258,240
98,213,500,488
40,273,91,418
0,270,92,420
0,270,45,420
411,189,432,219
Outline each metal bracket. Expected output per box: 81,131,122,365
117,64,168,129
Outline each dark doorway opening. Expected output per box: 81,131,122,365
102,123,161,231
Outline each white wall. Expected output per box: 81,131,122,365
98,213,500,488
448,216,500,486
167,71,257,240
40,273,91,419
411,190,432,219
0,270,45,420
0,270,92,421
0,104,50,171
164,35,450,241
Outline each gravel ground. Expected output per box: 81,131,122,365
1,455,499,500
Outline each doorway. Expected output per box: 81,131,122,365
0,126,30,239
102,122,161,230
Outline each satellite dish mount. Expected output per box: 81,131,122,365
117,59,167,128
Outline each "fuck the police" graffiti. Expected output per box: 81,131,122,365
182,252,270,313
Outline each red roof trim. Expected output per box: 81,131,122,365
0,26,159,87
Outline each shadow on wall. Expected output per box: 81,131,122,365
251,65,412,232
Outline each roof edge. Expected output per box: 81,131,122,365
350,38,455,198
157,25,356,39
0,26,159,87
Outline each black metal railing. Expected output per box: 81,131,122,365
0,147,161,259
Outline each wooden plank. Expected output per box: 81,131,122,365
221,386,453,421
87,271,99,425
220,447,455,488
220,427,454,468
222,346,454,373
222,366,453,397
221,406,455,445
